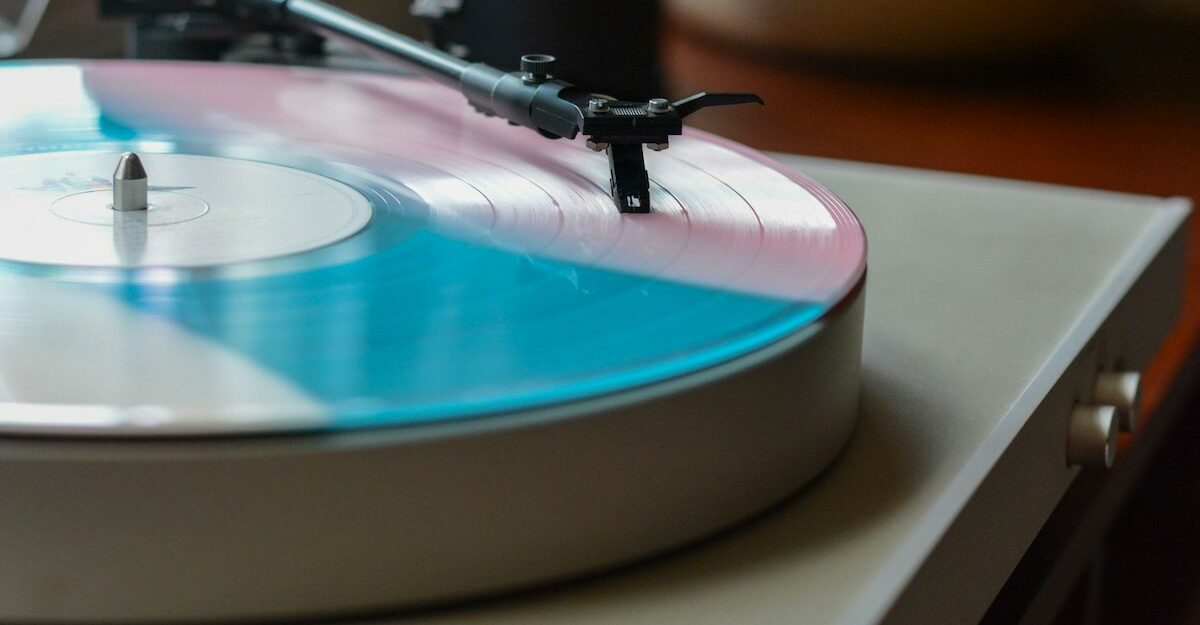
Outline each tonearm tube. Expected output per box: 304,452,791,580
100,0,763,213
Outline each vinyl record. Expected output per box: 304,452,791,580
0,61,865,437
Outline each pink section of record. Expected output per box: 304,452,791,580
82,61,865,304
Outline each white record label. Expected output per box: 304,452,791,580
0,152,373,268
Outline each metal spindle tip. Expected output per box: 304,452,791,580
113,152,149,212
114,152,147,181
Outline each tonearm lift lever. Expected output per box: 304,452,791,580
101,0,764,213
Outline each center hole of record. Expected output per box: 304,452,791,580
52,190,210,226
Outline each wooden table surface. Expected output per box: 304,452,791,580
662,17,1200,425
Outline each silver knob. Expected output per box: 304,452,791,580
1094,371,1141,433
1067,404,1118,468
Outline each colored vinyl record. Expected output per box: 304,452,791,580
0,61,866,437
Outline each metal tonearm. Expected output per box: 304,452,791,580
100,0,764,213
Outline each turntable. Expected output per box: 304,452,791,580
0,2,1188,624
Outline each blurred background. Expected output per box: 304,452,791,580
5,1,1200,622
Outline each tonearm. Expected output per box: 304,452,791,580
100,0,763,213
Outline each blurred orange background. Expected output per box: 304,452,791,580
661,1,1200,427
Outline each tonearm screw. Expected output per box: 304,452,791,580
647,98,670,114
520,54,555,85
